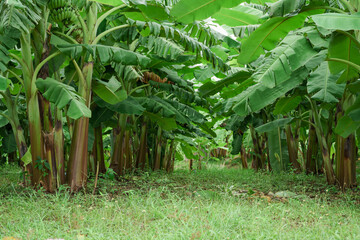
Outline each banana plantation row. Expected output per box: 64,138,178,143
0,0,359,191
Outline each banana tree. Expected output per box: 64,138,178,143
311,2,360,188
0,0,51,188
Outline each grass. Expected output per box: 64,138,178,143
1,162,360,239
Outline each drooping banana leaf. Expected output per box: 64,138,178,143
163,99,206,124
137,3,170,21
251,34,317,88
0,129,17,153
92,80,128,105
335,116,360,138
255,118,294,133
220,78,255,99
232,24,260,38
232,67,309,116
197,122,217,138
143,36,184,60
194,67,217,82
144,112,178,131
231,132,243,155
237,12,309,64
307,62,345,103
129,21,229,71
159,67,193,90
89,106,115,128
306,28,329,50
36,78,91,119
96,45,151,66
0,27,21,72
183,22,221,46
198,70,251,97
96,96,145,115
149,81,205,105
112,64,141,82
0,0,42,34
136,96,189,124
50,38,151,67
273,96,302,115
0,110,9,128
0,75,8,91
312,13,360,31
225,114,249,155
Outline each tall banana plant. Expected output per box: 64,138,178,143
0,0,51,187
311,0,360,188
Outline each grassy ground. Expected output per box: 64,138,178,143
1,163,360,240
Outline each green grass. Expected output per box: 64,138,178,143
1,163,360,239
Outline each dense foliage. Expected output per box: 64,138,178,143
0,0,359,192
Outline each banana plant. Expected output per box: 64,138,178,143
0,0,52,188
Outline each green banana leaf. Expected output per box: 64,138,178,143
144,112,178,131
255,118,294,133
273,96,302,115
328,33,360,83
170,0,246,24
268,0,305,17
0,110,9,128
92,80,128,105
237,12,309,64
233,68,309,116
0,75,8,91
36,78,91,119
251,34,317,88
198,70,251,97
307,62,345,103
213,8,259,26
335,116,360,138
312,13,360,31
